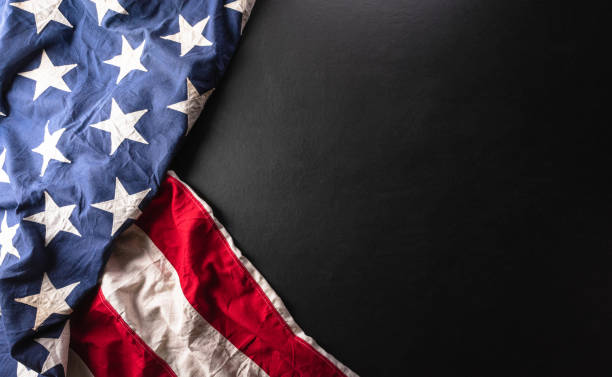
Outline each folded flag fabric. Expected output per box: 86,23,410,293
2,171,359,376
68,171,357,377
0,0,257,374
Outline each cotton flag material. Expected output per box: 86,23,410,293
68,171,358,377
0,0,256,374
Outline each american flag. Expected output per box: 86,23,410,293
0,0,356,376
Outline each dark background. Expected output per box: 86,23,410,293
171,1,610,376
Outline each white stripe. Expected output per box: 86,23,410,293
101,224,268,377
167,170,359,377
67,349,94,377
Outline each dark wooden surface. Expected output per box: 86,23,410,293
172,1,610,375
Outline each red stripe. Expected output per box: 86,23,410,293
136,175,348,377
70,290,176,377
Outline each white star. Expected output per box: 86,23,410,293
89,0,127,25
89,98,148,155
225,0,255,32
10,0,72,34
104,36,147,84
16,362,39,377
18,50,77,101
168,78,214,134
0,148,9,183
23,191,80,246
35,320,70,374
91,178,150,236
32,121,71,177
0,211,20,266
225,0,247,13
161,14,212,57
14,273,79,330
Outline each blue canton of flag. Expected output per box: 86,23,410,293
0,0,253,375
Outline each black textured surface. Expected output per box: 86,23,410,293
171,1,609,376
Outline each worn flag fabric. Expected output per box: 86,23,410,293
1,170,360,376
68,171,358,377
0,0,257,374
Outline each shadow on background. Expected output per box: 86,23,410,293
172,1,610,376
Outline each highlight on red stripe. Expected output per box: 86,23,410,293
136,174,355,377
70,290,176,377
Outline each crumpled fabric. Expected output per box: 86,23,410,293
0,0,254,374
